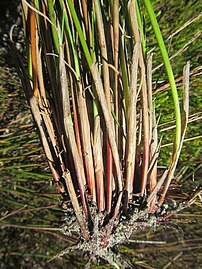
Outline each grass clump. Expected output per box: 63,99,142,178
7,0,201,267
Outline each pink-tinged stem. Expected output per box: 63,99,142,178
147,53,158,212
113,192,123,219
72,89,83,159
85,159,96,202
93,116,105,212
30,0,38,102
96,170,105,213
49,163,65,193
140,137,149,196
147,169,168,208
148,167,157,213
106,139,113,213
71,153,89,220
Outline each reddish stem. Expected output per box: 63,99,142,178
106,138,113,213
72,90,83,159
30,0,38,102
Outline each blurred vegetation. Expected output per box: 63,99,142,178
0,0,201,268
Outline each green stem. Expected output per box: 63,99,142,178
136,1,146,56
47,0,59,54
67,0,93,69
143,0,181,152
58,0,80,79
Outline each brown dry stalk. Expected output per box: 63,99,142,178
59,44,88,218
76,82,96,203
128,1,150,196
9,34,64,193
124,43,139,205
91,63,123,193
64,37,83,160
154,65,202,94
112,0,120,145
63,170,89,240
93,116,105,212
147,53,158,211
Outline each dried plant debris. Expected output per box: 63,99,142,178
57,202,154,268
53,185,201,268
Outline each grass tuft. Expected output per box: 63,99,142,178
5,0,201,267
